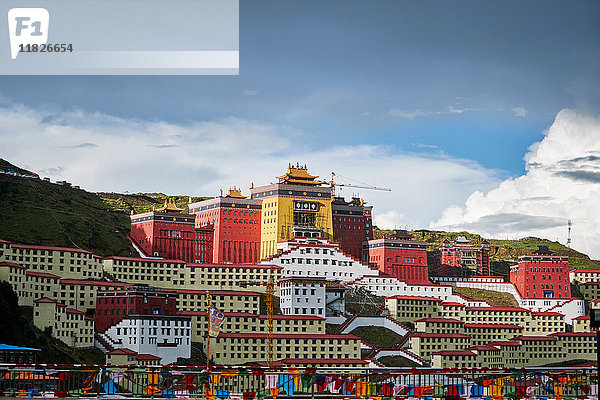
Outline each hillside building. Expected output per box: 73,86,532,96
430,236,491,277
95,285,190,365
364,235,429,284
331,196,373,260
250,164,334,259
510,246,571,299
34,297,94,348
129,199,214,263
188,188,261,263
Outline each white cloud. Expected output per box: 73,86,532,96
242,89,258,96
388,105,479,119
431,109,600,259
0,102,502,232
511,107,528,117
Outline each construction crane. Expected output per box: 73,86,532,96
238,265,276,367
329,172,391,193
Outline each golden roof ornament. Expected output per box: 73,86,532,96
226,187,247,199
276,163,326,186
156,198,183,213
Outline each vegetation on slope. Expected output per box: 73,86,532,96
0,174,135,257
374,228,598,270
350,326,402,349
98,192,209,215
452,287,519,307
0,282,105,364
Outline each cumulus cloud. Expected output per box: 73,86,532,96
431,109,600,259
0,102,502,230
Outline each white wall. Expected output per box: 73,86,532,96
103,316,191,364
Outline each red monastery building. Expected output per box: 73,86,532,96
510,246,571,299
95,284,178,334
129,199,213,263
331,196,373,260
363,231,429,284
188,188,261,264
431,236,491,277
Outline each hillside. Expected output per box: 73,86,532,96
374,228,599,270
452,286,519,307
0,173,135,257
98,192,208,214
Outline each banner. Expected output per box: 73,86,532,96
208,304,225,337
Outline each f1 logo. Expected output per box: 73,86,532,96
8,8,49,59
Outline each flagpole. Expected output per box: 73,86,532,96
206,290,211,368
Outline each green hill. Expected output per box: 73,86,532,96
374,228,599,271
0,172,135,257
98,192,209,214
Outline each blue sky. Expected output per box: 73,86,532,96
2,1,599,174
2,0,600,256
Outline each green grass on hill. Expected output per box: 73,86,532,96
99,192,209,215
374,228,598,271
350,326,402,349
453,287,519,307
0,174,135,257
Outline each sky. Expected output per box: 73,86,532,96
1,0,600,258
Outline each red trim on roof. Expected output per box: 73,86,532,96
34,297,57,303
571,270,600,274
532,311,563,316
187,263,282,270
107,348,137,355
464,324,523,329
441,302,466,307
12,244,92,254
512,335,557,341
177,311,323,320
431,350,476,356
217,333,359,340
386,295,442,301
488,341,521,347
60,279,132,286
0,262,26,269
411,333,470,338
573,316,590,321
466,346,501,351
171,289,260,296
280,358,368,365
104,256,185,263
466,306,530,312
551,332,596,337
136,354,161,361
26,271,60,279
65,308,85,315
415,318,464,324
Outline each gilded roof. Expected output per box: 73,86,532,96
276,163,325,186
156,199,183,212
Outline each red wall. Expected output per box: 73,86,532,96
510,256,571,299
130,214,213,263
95,291,177,333
194,207,261,263
368,245,428,284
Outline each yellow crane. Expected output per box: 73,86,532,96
239,265,275,367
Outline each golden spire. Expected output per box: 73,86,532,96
276,163,325,186
156,198,183,213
